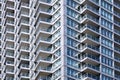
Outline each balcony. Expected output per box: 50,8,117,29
6,20,14,25
6,52,14,57
39,7,52,14
6,28,14,33
81,4,99,14
20,64,29,69
115,65,120,71
81,14,99,23
81,63,99,71
6,12,14,17
114,29,120,35
20,46,29,51
89,0,99,5
81,53,99,62
20,73,29,78
5,77,14,80
80,25,99,33
6,61,14,65
115,56,120,62
38,76,52,80
38,57,52,62
21,2,29,7
6,68,14,73
6,44,14,49
114,38,120,44
80,34,99,42
20,55,29,60
37,47,52,53
114,11,120,18
114,2,120,8
6,4,14,9
36,37,52,45
114,20,120,26
20,38,29,42
81,73,99,80
40,18,52,23
115,47,120,53
21,11,29,16
38,66,52,73
20,20,29,25
80,44,99,52
39,0,52,4
115,74,120,80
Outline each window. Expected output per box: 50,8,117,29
67,57,78,68
67,47,78,57
101,28,112,39
102,75,113,80
67,37,78,48
101,46,113,57
67,27,78,37
101,0,112,11
101,9,112,20
67,67,78,78
67,8,79,20
101,37,112,48
67,17,79,28
67,0,78,9
102,65,113,76
102,56,113,66
101,18,112,30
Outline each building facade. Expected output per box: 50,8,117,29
0,0,120,80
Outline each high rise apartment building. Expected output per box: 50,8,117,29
0,0,120,80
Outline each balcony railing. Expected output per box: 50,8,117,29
89,0,99,4
37,47,52,52
39,0,52,3
115,56,120,62
81,64,99,71
6,52,14,57
39,8,52,14
21,55,29,59
21,64,29,68
115,74,120,80
40,18,52,23
81,14,99,23
115,47,120,53
81,73,99,80
114,2,120,8
81,53,99,61
20,73,29,77
21,3,29,7
114,11,120,18
80,25,99,33
6,69,14,73
21,20,29,24
115,65,120,71
21,47,29,51
6,12,14,16
81,4,99,14
81,44,99,52
6,61,14,65
6,45,14,48
114,38,120,44
114,20,120,26
6,20,14,24
6,28,14,32
6,4,14,8
38,57,52,62
80,34,99,42
39,66,52,71
114,29,120,35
